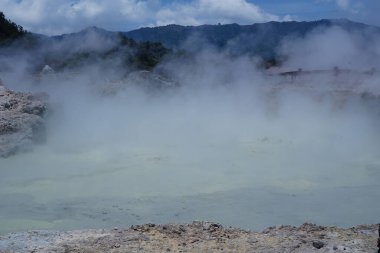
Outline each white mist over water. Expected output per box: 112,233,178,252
1,26,380,234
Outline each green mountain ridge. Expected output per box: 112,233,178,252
0,12,169,73
1,13,380,73
0,12,26,45
124,19,380,59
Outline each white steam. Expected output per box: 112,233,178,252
279,25,380,70
0,25,380,233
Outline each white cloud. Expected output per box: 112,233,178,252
0,0,281,35
334,0,360,14
1,0,48,23
315,0,353,11
70,1,104,18
156,0,280,26
0,0,152,34
1,0,380,36
315,0,380,26
336,0,350,10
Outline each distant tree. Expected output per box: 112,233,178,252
131,41,170,70
118,33,138,47
0,11,27,45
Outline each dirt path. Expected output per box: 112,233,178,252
0,222,378,253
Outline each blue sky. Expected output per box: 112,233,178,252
0,0,379,35
251,0,380,24
250,0,338,19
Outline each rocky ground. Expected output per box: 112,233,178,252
0,222,378,253
0,80,47,157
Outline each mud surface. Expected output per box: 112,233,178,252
0,222,378,253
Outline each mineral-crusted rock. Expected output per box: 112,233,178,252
0,83,47,157
40,65,55,75
0,222,377,253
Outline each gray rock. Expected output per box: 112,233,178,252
377,224,380,253
0,222,378,253
40,65,55,75
312,240,325,249
0,83,47,158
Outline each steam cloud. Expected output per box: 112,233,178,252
0,24,380,232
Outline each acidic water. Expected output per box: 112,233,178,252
1,73,380,234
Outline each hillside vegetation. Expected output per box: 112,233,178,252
0,12,26,45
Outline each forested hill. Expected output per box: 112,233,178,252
0,13,169,73
1,14,380,72
125,19,380,59
0,12,26,45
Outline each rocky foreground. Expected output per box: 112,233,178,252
0,81,47,157
0,222,378,253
